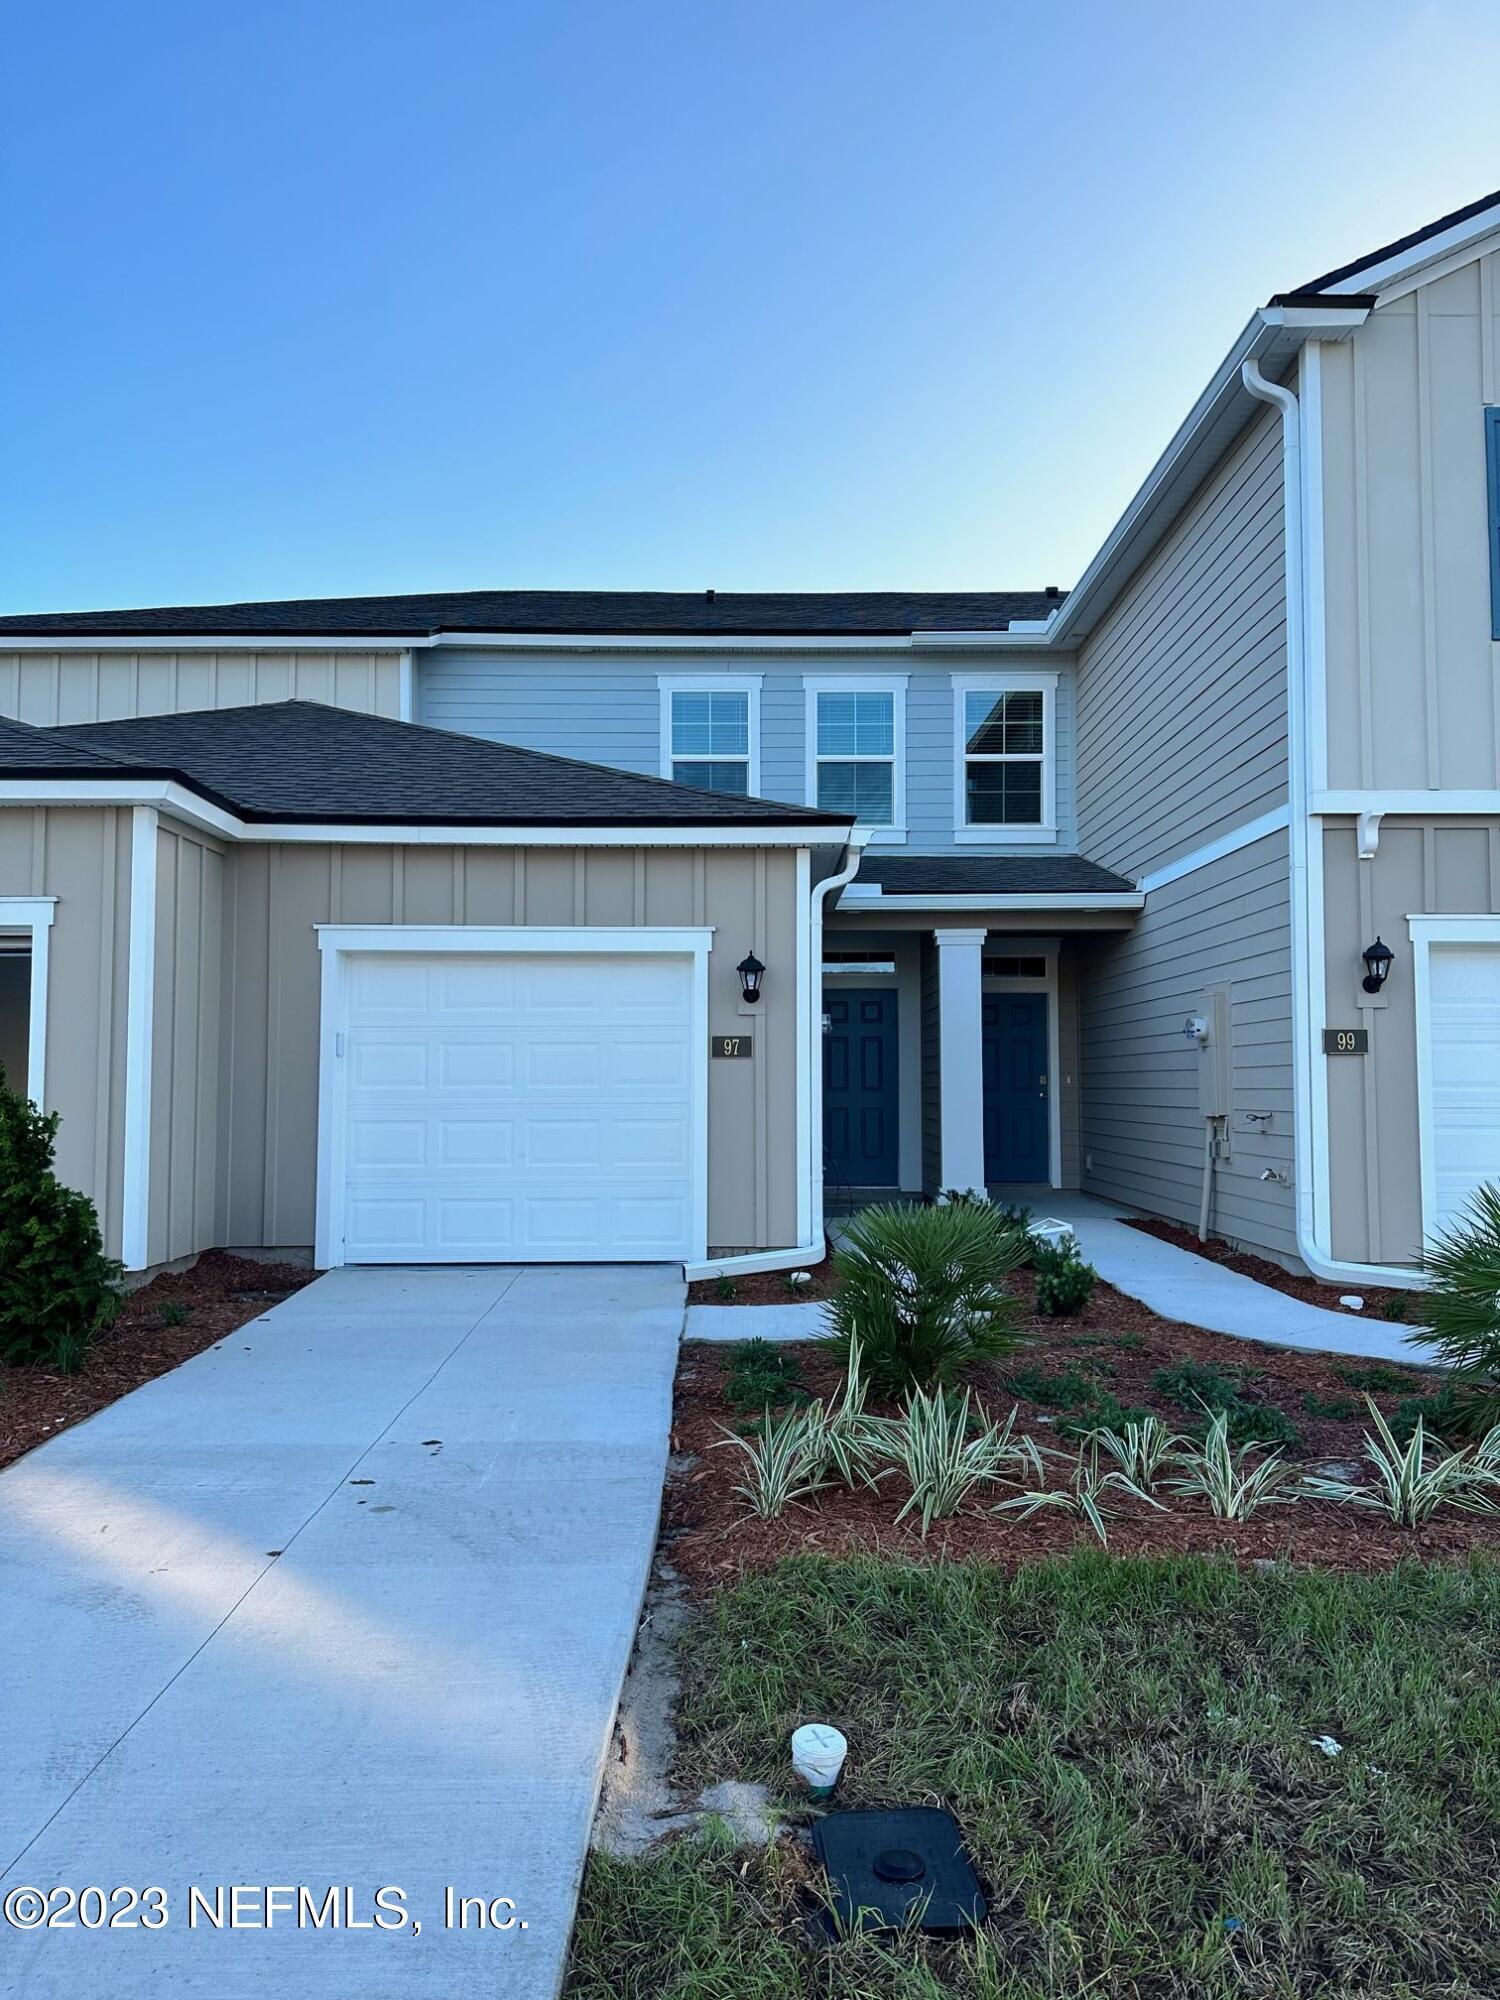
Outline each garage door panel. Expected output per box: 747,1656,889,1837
340,951,695,1262
1429,943,1500,1234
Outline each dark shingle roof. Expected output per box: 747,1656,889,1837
855,855,1135,896
1289,186,1500,296
0,588,1064,640
5,702,851,829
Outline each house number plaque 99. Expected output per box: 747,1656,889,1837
1322,1028,1369,1054
711,1035,752,1058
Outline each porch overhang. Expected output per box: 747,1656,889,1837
830,853,1142,929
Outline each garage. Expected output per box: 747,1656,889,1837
320,932,707,1264
1423,938,1500,1236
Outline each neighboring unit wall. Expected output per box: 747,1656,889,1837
1079,831,1296,1258
0,807,132,1257
218,845,804,1256
1319,256,1500,791
1073,397,1294,1256
1076,402,1289,876
420,649,1077,853
1322,817,1500,1266
148,821,227,1268
0,650,404,725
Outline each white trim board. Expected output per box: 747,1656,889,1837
835,889,1143,913
0,779,841,849
1408,914,1500,1252
0,896,56,1107
1314,790,1500,816
121,807,158,1271
312,925,713,1271
1134,807,1292,894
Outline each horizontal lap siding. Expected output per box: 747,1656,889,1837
420,649,1075,854
1073,395,1293,1258
1076,404,1288,878
0,651,403,724
1080,832,1295,1255
220,845,804,1256
0,807,131,1257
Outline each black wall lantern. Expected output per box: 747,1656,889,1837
1361,936,1394,995
737,949,765,1004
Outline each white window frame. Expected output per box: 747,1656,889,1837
658,673,763,798
0,896,56,1108
950,670,1059,845
1408,912,1500,1247
803,674,908,845
313,924,713,1271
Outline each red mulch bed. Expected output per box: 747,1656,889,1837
0,1252,314,1471
687,1254,835,1306
1122,1215,1415,1318
664,1272,1493,1591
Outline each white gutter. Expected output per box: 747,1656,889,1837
1241,357,1421,1289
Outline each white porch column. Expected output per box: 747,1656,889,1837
934,927,987,1196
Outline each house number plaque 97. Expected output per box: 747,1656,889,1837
711,1035,752,1058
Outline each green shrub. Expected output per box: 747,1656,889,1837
1302,1391,1360,1421
1152,1355,1300,1447
724,1339,808,1414
1335,1360,1422,1393
0,1077,121,1369
158,1301,192,1328
1379,1292,1410,1322
713,1275,739,1302
1032,1242,1098,1317
824,1200,1027,1395
1412,1182,1500,1434
1387,1380,1470,1446
1004,1363,1101,1411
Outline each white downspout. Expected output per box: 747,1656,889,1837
1241,357,1421,1287
809,830,872,1249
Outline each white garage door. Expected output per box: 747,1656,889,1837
1428,942,1500,1234
339,952,695,1262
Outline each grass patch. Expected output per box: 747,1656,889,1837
569,1552,1500,1998
1301,1391,1361,1421
1152,1356,1300,1447
725,1339,810,1415
1334,1362,1423,1394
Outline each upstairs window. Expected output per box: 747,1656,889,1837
805,677,907,837
658,675,760,794
952,672,1058,843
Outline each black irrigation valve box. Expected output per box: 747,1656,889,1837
810,1805,988,1939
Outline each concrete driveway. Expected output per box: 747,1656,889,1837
0,1263,681,2000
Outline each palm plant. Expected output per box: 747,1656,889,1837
1412,1183,1500,1435
885,1387,1040,1537
1162,1409,1303,1520
824,1200,1028,1396
1300,1398,1500,1527
995,1440,1160,1546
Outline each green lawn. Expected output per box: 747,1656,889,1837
567,1553,1500,1999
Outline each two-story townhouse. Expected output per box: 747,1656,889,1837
1,188,1496,1285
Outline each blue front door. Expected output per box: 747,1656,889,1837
983,993,1049,1183
823,988,899,1188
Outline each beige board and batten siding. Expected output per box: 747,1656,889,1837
1319,255,1500,792
218,845,804,1258
1322,817,1500,1267
0,806,132,1258
0,651,404,726
148,821,227,1268
1073,397,1294,1256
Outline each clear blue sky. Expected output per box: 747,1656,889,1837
4,0,1498,614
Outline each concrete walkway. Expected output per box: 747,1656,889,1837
1039,1194,1427,1364
0,1263,682,2000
